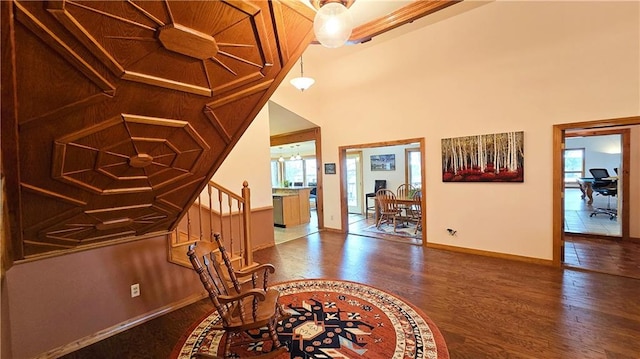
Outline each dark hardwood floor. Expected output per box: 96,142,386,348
62,231,640,359
564,234,640,279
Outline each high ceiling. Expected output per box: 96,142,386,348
270,1,478,141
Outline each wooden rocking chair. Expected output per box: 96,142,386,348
187,233,288,358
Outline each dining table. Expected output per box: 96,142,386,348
374,196,420,224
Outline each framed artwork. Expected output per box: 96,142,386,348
370,154,395,171
441,131,524,182
324,163,336,175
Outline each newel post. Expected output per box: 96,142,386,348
241,181,253,267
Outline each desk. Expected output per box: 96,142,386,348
576,178,595,204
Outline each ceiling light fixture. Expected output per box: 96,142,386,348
278,147,285,162
289,146,297,161
290,56,315,92
311,0,355,48
295,145,302,160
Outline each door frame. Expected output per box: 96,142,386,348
553,116,638,266
271,127,324,229
338,137,426,246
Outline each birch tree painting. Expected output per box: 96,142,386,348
442,131,524,182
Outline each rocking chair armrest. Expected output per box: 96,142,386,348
232,263,276,278
217,288,267,304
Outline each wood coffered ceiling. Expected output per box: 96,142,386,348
1,0,460,262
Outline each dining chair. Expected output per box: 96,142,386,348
365,180,387,219
375,189,402,231
396,184,417,223
408,190,422,234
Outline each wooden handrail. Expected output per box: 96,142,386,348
168,181,254,269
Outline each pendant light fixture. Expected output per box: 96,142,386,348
312,0,354,48
289,56,315,92
278,146,285,162
295,144,302,160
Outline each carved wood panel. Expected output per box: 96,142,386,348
2,0,315,259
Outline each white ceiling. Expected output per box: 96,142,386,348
268,101,317,136
300,0,416,27
270,1,419,137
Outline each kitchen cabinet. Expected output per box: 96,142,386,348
272,187,311,227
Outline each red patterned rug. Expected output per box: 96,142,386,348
172,279,449,359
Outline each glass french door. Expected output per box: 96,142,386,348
346,152,363,214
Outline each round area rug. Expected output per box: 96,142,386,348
172,279,449,359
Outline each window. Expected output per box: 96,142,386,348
564,148,585,186
270,161,280,187
284,160,304,185
405,148,422,188
271,157,317,187
305,159,317,186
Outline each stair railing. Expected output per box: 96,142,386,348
168,181,254,269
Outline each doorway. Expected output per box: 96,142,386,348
270,128,324,243
339,138,426,246
563,132,622,237
553,116,640,279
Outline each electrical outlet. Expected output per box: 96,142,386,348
131,283,140,298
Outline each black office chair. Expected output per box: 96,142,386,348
365,180,386,219
588,168,617,220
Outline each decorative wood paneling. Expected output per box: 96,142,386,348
2,0,314,259
45,0,275,97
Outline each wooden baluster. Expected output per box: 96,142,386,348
227,192,233,257
197,195,203,241
242,181,253,267
208,183,214,241
217,188,223,242
236,200,242,262
186,208,191,244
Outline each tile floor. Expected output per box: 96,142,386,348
564,188,620,237
273,209,319,244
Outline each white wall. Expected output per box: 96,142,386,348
267,1,639,260
211,105,273,209
566,135,622,176
360,144,416,194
